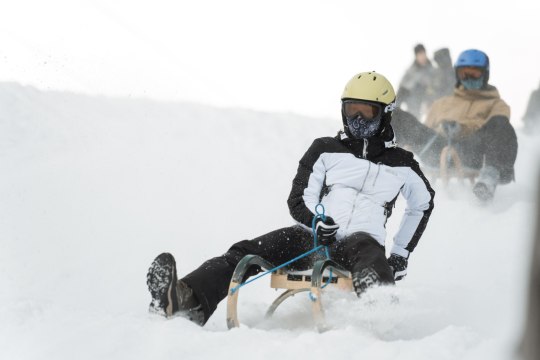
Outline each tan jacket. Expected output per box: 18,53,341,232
424,85,510,137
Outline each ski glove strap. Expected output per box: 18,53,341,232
315,216,339,246
388,253,408,281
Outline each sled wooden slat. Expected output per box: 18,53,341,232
270,270,353,291
440,145,479,185
424,145,479,186
226,255,276,329
310,259,351,332
226,280,240,329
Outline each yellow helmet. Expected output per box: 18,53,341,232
341,71,396,105
340,71,397,140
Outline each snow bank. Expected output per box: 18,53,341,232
0,83,538,359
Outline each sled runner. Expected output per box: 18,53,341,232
226,254,352,332
435,144,479,185
424,121,479,186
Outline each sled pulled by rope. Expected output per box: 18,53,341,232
226,254,352,332
423,121,479,186
425,144,479,186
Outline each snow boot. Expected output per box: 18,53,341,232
147,253,179,317
175,281,205,326
473,165,500,202
147,253,205,325
352,267,381,297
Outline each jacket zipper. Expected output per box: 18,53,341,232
348,144,371,232
346,139,372,233
362,138,368,158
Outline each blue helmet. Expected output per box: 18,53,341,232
454,49,490,88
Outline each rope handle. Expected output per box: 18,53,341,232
229,245,324,294
310,204,332,290
311,203,327,248
229,204,333,295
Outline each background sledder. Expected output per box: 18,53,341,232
393,49,518,202
146,72,435,327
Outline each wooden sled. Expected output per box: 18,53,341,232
226,254,352,332
425,145,479,186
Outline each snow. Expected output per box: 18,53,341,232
1,83,539,359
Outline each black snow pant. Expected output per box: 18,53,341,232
181,226,394,324
393,110,518,183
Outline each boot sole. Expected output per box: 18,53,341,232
147,253,177,317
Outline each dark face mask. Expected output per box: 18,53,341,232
346,115,382,139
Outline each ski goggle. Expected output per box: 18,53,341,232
456,66,484,80
342,100,382,121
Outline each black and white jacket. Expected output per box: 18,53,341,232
287,131,435,258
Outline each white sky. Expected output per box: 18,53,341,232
1,0,539,121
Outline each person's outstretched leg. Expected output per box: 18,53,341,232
332,232,394,297
147,226,314,325
392,108,446,167
458,116,518,201
478,116,518,184
146,252,207,324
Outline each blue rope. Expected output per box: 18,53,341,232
310,204,333,290
229,245,324,294
311,203,326,247
229,203,334,295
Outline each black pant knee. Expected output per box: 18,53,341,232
333,233,394,284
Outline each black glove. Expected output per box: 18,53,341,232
387,253,408,281
441,120,461,142
315,216,339,246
